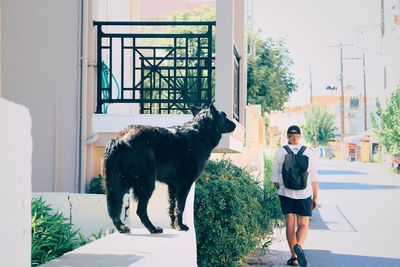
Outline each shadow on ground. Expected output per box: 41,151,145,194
309,205,329,230
318,170,368,175
319,182,400,190
245,249,400,267
306,249,400,267
42,253,146,267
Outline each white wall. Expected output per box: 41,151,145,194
215,0,245,153
0,98,32,267
216,0,234,120
1,0,80,192
33,182,195,238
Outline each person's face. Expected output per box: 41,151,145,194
287,134,301,144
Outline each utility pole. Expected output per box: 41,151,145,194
362,52,367,131
381,0,385,38
343,52,368,131
249,0,255,56
309,65,313,104
330,43,353,159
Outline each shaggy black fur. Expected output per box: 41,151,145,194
103,104,236,234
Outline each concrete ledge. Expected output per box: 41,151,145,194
32,192,114,237
33,182,195,237
34,184,197,266
41,229,197,267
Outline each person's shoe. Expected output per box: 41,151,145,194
294,244,307,267
287,256,299,266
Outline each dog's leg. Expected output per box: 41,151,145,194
106,185,130,233
135,178,163,234
168,185,177,228
175,184,192,231
104,161,130,234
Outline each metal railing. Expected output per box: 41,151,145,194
93,21,215,114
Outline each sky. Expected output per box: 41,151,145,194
252,0,399,106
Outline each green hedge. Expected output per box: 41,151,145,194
87,175,106,194
263,157,283,223
194,159,282,267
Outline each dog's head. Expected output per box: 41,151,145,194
190,104,236,134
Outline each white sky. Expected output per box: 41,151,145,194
252,0,399,106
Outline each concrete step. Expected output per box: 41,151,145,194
41,228,197,267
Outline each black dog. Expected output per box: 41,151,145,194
103,104,236,233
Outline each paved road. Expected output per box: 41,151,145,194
246,159,400,267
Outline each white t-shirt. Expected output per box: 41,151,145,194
272,144,318,199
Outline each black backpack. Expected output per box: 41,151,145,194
281,145,309,190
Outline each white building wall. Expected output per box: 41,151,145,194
1,0,80,192
0,98,32,267
215,0,245,152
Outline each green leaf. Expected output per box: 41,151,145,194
372,87,400,153
194,159,283,267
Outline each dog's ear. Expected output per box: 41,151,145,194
209,103,218,116
190,105,202,116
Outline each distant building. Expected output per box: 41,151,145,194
268,90,377,148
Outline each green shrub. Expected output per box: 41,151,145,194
263,157,284,223
194,159,282,267
88,175,105,194
31,197,80,266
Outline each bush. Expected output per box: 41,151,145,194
263,157,284,224
88,175,105,194
194,159,282,267
31,197,80,266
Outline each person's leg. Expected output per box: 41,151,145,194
296,215,310,247
279,195,300,265
285,213,298,258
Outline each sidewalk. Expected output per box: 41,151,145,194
245,159,400,267
246,206,400,267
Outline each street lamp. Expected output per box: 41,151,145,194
325,85,338,90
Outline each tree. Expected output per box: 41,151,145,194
247,35,297,114
302,105,337,148
168,7,216,52
372,86,400,153
167,8,216,111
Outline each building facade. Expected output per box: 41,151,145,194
1,0,249,192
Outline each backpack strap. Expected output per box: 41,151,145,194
283,145,293,155
298,146,307,156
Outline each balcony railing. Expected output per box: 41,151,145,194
93,21,215,114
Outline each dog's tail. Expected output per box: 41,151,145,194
103,139,120,182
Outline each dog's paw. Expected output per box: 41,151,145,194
176,224,189,231
118,225,131,234
150,227,163,234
